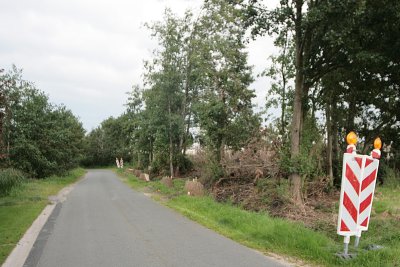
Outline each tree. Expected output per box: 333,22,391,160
82,115,132,167
0,68,8,161
263,29,295,137
143,9,189,177
243,0,370,204
194,0,260,165
1,66,85,177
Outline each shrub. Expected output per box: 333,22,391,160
381,164,400,187
175,154,194,174
0,168,25,196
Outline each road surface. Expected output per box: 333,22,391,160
24,170,288,267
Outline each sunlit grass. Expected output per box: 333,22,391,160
117,170,400,266
0,168,86,265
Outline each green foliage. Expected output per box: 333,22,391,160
194,0,260,161
242,0,400,198
263,30,295,135
280,151,317,178
200,156,224,187
380,164,400,188
82,114,134,167
256,178,290,208
174,154,193,174
0,168,25,196
83,2,261,177
0,66,85,177
132,9,196,176
279,115,324,180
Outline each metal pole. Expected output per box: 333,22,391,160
355,230,362,248
344,236,350,255
344,243,349,255
354,236,360,248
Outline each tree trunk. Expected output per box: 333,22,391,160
176,79,191,177
326,101,334,187
169,135,174,178
331,99,341,185
168,99,174,178
290,74,304,205
0,90,5,160
280,31,288,136
182,110,192,156
219,137,225,164
347,96,356,132
289,0,305,206
0,114,4,158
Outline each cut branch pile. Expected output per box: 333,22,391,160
212,180,264,211
221,134,281,183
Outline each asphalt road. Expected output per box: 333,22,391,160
24,170,288,267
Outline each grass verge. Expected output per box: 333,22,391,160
116,169,400,267
0,168,86,264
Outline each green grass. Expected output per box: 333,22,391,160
150,179,186,196
0,168,86,264
115,168,149,190
167,195,400,267
374,186,400,216
115,168,186,196
116,170,400,267
168,196,339,265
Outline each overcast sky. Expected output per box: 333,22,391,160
0,0,278,131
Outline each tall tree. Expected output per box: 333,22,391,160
143,9,190,177
195,0,260,165
243,0,362,204
0,68,8,161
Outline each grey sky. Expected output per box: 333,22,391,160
0,0,278,131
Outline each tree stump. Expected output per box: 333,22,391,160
139,173,150,182
184,179,204,196
161,176,173,188
134,170,142,178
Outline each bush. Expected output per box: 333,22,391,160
381,164,400,187
0,168,25,196
175,154,194,175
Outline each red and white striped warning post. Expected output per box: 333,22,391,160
337,132,381,256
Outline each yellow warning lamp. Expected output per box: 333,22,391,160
346,131,358,145
374,137,382,150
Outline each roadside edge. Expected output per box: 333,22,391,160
2,173,87,267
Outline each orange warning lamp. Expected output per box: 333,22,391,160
346,131,358,145
374,137,382,150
